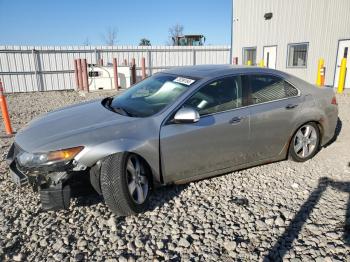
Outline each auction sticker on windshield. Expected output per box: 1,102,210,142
173,77,196,86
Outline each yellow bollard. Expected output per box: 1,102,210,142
337,58,347,94
247,60,252,66
316,58,324,87
259,59,264,67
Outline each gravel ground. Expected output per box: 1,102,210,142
0,90,350,261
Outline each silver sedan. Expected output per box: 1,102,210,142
7,65,338,216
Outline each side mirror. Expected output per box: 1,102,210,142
173,107,200,124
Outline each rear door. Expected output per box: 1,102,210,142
247,74,303,160
160,75,251,183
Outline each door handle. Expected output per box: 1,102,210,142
229,116,244,124
285,104,298,110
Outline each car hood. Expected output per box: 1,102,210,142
15,99,137,152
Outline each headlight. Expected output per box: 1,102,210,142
17,146,84,168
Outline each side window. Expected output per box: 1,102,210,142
183,76,243,116
284,81,299,97
249,75,298,104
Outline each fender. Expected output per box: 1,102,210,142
75,137,162,184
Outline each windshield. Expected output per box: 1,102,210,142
109,73,197,117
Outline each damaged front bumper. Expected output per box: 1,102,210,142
8,161,72,210
6,143,83,210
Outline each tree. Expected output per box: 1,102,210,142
103,27,118,46
168,24,184,45
82,37,90,46
139,38,151,46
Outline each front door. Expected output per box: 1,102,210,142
160,76,250,183
263,46,277,69
334,39,350,89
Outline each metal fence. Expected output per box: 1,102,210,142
0,45,230,93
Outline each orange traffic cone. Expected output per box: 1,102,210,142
0,80,13,135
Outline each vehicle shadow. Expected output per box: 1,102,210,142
70,175,104,207
264,176,350,261
147,184,188,212
323,117,342,148
71,174,187,213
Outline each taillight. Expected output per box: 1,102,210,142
331,95,337,105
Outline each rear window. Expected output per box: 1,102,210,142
249,75,299,104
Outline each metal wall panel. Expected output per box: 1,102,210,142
232,0,350,86
0,45,230,93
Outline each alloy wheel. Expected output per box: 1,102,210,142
293,124,318,158
126,155,149,204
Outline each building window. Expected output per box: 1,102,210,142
243,47,257,65
287,43,308,67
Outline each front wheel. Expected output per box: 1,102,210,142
289,122,320,162
100,153,151,216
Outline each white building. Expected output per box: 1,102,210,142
231,0,350,89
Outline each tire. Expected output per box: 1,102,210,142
100,153,151,216
289,122,320,162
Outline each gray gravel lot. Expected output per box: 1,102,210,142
0,90,350,261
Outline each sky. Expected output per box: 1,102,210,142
0,0,232,46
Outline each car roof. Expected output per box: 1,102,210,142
162,64,288,79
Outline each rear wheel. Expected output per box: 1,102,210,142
289,122,320,162
100,153,151,216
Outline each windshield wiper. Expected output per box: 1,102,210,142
104,96,113,105
103,96,134,117
112,107,132,116
102,96,113,108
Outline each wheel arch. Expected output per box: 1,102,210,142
88,149,158,195
285,119,323,159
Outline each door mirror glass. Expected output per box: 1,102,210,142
173,107,200,123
